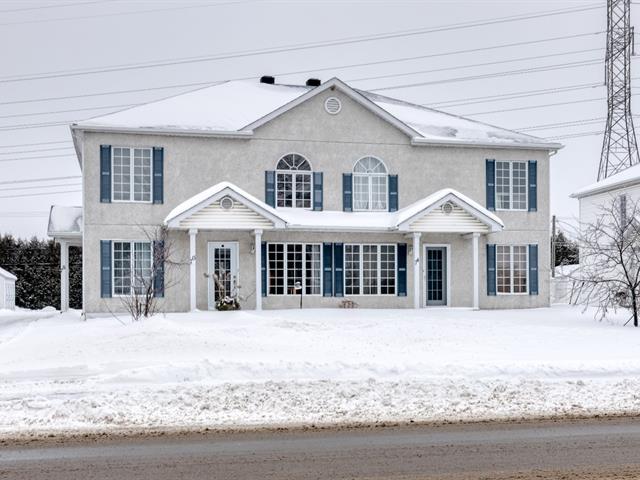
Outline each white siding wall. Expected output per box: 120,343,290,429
409,204,489,233
179,201,274,230
579,183,640,228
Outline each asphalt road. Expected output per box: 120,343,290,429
2,417,640,479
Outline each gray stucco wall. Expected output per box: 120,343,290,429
80,86,551,313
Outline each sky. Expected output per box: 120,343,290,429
0,0,623,239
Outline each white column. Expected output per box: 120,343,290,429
472,232,480,310
254,229,263,311
59,240,69,312
413,232,421,309
189,229,198,311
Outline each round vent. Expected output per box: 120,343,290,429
441,202,454,215
220,196,234,210
324,97,342,115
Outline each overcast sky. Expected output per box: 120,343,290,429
0,0,620,238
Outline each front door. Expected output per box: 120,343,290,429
425,246,447,306
207,242,239,310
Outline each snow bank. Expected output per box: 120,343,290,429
1,306,639,436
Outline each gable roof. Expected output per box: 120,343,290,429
0,266,17,281
73,77,561,152
47,205,83,237
165,181,503,233
571,163,640,198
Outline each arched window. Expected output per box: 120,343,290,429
276,153,312,209
353,156,388,211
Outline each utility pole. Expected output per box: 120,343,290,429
598,0,639,180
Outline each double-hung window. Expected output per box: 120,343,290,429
267,243,321,295
112,147,152,202
496,245,528,294
113,241,153,296
495,161,527,210
353,157,388,211
276,154,312,209
345,244,396,295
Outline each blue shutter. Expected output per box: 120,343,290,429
313,172,323,211
153,240,164,298
528,160,537,212
486,243,496,296
342,173,353,212
261,242,267,297
486,159,495,211
100,145,111,203
333,243,344,297
397,243,407,296
100,240,112,298
153,147,164,204
529,244,539,295
388,174,398,212
265,171,276,207
323,242,333,296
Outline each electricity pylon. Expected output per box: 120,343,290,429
598,0,639,180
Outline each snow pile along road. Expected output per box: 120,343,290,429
0,306,639,436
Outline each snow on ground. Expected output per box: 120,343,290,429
1,306,640,436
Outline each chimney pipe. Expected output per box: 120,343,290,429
260,76,275,84
306,78,321,87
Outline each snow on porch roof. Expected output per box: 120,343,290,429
73,78,561,150
0,266,17,281
165,182,503,233
47,205,83,238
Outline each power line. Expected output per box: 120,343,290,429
0,121,72,132
0,183,82,193
0,175,81,186
0,153,76,163
0,212,49,217
463,97,609,116
516,116,606,131
546,130,603,140
0,103,136,120
369,59,602,92
0,189,82,200
0,7,603,83
0,140,72,149
0,0,111,13
0,146,75,155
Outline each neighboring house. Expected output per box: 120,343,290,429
50,76,561,314
0,266,17,310
571,162,640,227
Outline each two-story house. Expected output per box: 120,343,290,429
49,77,561,314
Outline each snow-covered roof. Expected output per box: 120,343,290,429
165,182,503,233
571,163,640,198
73,77,561,151
0,266,17,281
47,205,83,237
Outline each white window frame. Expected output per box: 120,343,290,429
495,161,528,212
111,240,154,297
275,153,313,210
352,156,388,212
343,243,396,296
267,242,322,296
496,244,529,295
111,146,153,204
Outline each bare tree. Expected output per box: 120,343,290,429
570,195,640,326
121,225,188,321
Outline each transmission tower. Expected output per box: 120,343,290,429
598,0,639,180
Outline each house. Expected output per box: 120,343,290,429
571,162,640,226
0,266,17,310
50,76,561,314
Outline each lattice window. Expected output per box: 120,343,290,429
353,157,388,211
276,154,312,209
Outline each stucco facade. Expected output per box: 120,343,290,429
67,78,555,314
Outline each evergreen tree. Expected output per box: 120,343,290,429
553,230,579,267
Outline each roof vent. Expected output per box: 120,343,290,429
442,202,454,215
260,75,275,84
306,78,321,87
324,97,342,115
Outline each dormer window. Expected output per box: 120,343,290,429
353,156,388,211
276,153,312,209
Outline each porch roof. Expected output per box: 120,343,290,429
47,205,83,243
165,182,503,233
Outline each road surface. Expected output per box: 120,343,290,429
2,417,640,479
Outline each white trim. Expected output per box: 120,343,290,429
265,242,323,296
410,137,562,151
71,123,254,139
495,244,529,295
275,153,313,210
352,156,389,212
207,241,240,311
110,239,153,298
423,243,451,308
110,146,153,204
495,160,528,212
343,243,397,297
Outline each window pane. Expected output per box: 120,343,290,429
286,244,303,293
379,245,396,295
353,175,370,210
133,242,152,294
112,148,131,201
345,244,360,295
133,149,151,202
371,175,388,211
362,245,378,295
113,242,131,295
305,244,321,295
512,245,528,293
268,244,285,295
496,245,511,294
496,161,510,210
277,154,311,171
295,173,312,209
512,162,527,210
276,173,293,208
